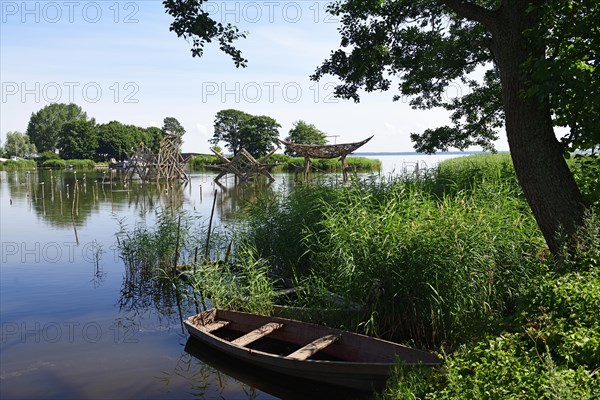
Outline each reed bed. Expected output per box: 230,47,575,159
243,154,547,347
0,159,37,170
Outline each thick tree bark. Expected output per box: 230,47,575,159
489,3,585,254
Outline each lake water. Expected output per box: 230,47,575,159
0,153,469,399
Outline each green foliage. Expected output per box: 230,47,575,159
380,212,600,400
144,126,164,153
3,131,37,158
284,120,327,156
211,109,280,157
117,211,200,271
433,153,518,195
0,159,37,170
244,154,546,346
237,115,280,157
525,0,600,151
26,103,88,152
164,0,248,67
188,154,219,170
98,121,140,160
210,109,252,155
38,150,60,163
96,123,161,160
188,245,276,315
243,185,342,276
411,71,504,153
161,117,186,136
41,159,95,169
57,119,98,160
269,154,381,172
570,153,600,209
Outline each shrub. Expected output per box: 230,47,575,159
42,159,95,169
0,159,36,170
380,212,600,400
244,154,546,346
188,154,220,170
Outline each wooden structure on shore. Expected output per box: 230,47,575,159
210,147,277,183
279,136,373,182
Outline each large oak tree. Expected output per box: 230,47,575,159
164,0,599,253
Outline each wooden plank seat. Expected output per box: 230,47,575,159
231,322,283,347
287,334,340,361
199,320,229,333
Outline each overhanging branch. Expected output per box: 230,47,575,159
441,0,497,28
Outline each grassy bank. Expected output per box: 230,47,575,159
239,152,598,397
0,159,37,170
380,214,599,399
115,152,598,398
41,159,96,169
243,153,544,346
188,153,381,172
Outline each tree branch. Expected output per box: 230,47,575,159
441,0,497,28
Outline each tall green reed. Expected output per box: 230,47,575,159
242,154,548,347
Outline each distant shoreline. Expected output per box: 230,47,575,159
353,151,496,156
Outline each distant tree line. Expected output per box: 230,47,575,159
0,103,186,161
209,109,328,157
2,104,334,161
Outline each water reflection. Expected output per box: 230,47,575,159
0,168,367,399
2,170,298,229
174,338,369,400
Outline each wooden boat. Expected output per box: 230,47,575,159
184,308,440,392
278,136,373,159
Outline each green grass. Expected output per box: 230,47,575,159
41,159,96,169
380,212,600,399
243,153,546,346
0,159,37,170
188,154,220,170
271,154,381,172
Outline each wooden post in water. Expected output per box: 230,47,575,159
71,182,79,244
59,185,63,215
205,189,218,260
41,182,46,215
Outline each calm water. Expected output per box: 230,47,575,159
0,154,467,399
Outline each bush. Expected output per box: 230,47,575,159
244,154,546,346
38,151,61,163
42,159,95,169
570,153,600,209
0,159,36,170
188,154,220,170
303,178,544,345
380,212,600,400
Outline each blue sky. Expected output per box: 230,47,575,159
0,0,509,153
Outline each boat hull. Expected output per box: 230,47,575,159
184,309,439,392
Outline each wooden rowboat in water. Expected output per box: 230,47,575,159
184,308,440,392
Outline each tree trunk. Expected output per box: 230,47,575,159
490,4,585,254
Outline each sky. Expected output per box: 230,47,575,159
0,0,510,153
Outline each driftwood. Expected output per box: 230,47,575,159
278,136,373,182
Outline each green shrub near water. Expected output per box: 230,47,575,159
380,213,600,399
271,155,381,172
0,159,37,170
188,154,220,170
41,159,96,169
189,152,381,172
244,153,545,346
